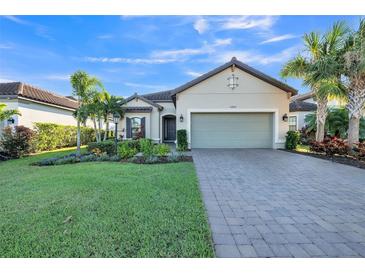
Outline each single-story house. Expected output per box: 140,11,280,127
118,57,298,149
0,82,79,131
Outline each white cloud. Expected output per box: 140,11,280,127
97,34,114,40
185,70,203,78
221,16,277,30
152,39,231,60
260,34,298,44
213,38,232,46
151,47,212,59
124,82,168,90
194,18,209,34
3,16,54,41
84,57,176,64
214,45,301,65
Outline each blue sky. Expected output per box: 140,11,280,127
0,15,362,97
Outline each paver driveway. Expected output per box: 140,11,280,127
193,149,365,258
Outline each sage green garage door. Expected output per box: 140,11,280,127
191,113,273,148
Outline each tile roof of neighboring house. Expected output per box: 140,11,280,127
290,91,314,102
290,100,317,112
122,106,153,113
142,90,174,102
0,82,78,110
125,93,164,110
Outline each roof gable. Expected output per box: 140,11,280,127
124,93,164,110
172,57,297,101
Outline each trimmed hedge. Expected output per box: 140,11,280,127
177,129,188,151
34,123,97,151
88,140,116,156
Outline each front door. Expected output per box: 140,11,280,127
164,116,176,141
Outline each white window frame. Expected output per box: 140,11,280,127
288,115,298,131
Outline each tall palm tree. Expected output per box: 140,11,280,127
102,95,125,141
341,19,365,146
281,22,348,142
0,103,21,122
70,71,102,156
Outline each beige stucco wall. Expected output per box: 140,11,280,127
175,67,291,149
17,99,77,129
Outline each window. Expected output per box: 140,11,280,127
131,117,142,139
288,116,297,131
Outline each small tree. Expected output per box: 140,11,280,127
70,71,103,156
0,103,21,122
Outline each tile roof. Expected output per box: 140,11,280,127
125,93,164,110
142,90,174,102
0,82,78,110
290,91,314,102
290,100,317,112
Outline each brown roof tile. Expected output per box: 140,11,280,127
0,82,78,110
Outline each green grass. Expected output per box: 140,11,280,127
0,148,214,258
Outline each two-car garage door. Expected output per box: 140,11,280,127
191,113,273,148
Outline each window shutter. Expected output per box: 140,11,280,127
141,117,146,138
126,117,131,138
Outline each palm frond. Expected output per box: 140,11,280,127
280,55,308,79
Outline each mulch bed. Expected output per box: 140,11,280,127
281,149,365,170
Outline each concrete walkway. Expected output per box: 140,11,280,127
193,149,365,258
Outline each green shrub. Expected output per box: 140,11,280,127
177,129,188,151
139,138,154,157
118,141,138,159
153,144,170,156
33,122,98,151
87,140,116,155
0,126,35,158
285,130,300,150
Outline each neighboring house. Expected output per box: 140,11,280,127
289,91,365,130
119,57,297,149
0,82,79,131
289,100,317,130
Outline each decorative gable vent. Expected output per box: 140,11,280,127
227,64,239,89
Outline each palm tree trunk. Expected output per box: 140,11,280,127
348,116,360,147
316,98,328,142
97,118,102,142
76,119,81,157
92,117,99,143
104,121,109,141
346,88,365,147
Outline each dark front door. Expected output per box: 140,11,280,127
164,116,176,141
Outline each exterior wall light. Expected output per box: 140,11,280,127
282,113,288,122
179,114,184,123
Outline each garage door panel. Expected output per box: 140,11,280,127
191,113,273,148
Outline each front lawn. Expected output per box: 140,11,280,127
0,149,213,257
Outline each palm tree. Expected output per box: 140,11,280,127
70,71,103,156
102,95,125,141
0,103,21,122
281,22,348,142
341,19,365,146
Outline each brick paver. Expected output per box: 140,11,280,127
193,149,365,258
